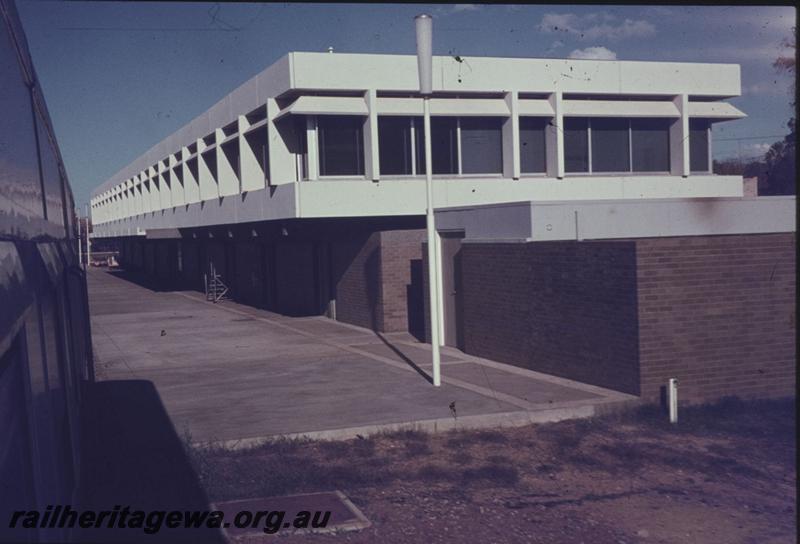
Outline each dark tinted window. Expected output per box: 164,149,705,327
318,116,365,176
591,118,630,173
689,119,710,172
431,117,458,174
460,117,503,174
630,118,671,172
378,117,413,175
414,118,426,175
520,117,548,173
564,118,589,173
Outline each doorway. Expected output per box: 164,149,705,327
440,231,465,349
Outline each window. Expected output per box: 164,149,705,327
566,117,674,174
689,119,710,173
431,117,458,174
520,117,548,174
379,116,414,175
460,117,503,174
564,118,589,173
591,118,630,172
376,116,505,177
318,116,365,176
631,118,670,172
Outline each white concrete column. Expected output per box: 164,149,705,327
266,98,298,185
503,90,520,180
182,147,200,204
671,94,690,177
239,114,267,192
305,115,319,180
169,154,185,206
158,160,172,209
547,91,565,179
364,89,380,181
217,127,240,197
198,137,219,201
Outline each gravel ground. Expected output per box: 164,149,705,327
191,397,796,544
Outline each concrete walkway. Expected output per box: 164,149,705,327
88,269,636,447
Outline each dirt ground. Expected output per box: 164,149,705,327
190,397,796,544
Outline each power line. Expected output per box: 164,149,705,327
715,135,786,141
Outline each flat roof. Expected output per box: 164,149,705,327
92,52,742,199
435,196,796,243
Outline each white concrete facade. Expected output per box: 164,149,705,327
90,52,746,238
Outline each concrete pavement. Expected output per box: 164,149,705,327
88,269,636,447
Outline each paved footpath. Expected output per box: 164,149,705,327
88,269,635,447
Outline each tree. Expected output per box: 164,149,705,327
761,28,796,195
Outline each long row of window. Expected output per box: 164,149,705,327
316,115,712,178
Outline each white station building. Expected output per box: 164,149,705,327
89,52,749,233
88,52,795,405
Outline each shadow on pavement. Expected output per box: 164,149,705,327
77,380,225,543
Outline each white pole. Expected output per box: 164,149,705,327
424,97,441,387
85,203,91,268
416,14,441,387
77,207,83,267
668,378,679,423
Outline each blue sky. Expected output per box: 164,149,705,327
16,2,796,207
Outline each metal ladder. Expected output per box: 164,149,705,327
204,263,229,303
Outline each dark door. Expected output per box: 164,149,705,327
440,232,465,349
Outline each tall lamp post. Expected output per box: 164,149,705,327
85,203,91,268
415,14,441,387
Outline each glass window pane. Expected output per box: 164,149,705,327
564,118,589,173
520,117,547,173
378,117,412,175
631,118,670,172
690,119,710,172
414,118,425,175
431,117,458,174
591,118,630,173
460,117,503,174
318,116,364,176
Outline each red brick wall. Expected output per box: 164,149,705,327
458,241,641,394
332,229,425,332
379,230,425,332
636,233,796,404
332,232,381,330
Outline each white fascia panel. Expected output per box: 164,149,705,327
374,97,511,117
562,100,680,117
295,175,744,219
277,96,368,119
518,100,555,116
687,102,746,120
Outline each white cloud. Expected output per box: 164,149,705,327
545,40,565,54
539,12,656,41
452,4,480,12
568,46,618,60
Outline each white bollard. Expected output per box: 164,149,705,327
668,378,679,424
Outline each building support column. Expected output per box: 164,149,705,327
671,94,690,177
547,91,565,179
364,89,380,182
503,90,520,180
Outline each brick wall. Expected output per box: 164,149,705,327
332,232,381,330
636,233,796,403
454,233,795,404
379,230,425,332
458,241,641,394
332,229,425,332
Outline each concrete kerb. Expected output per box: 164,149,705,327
192,395,640,451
